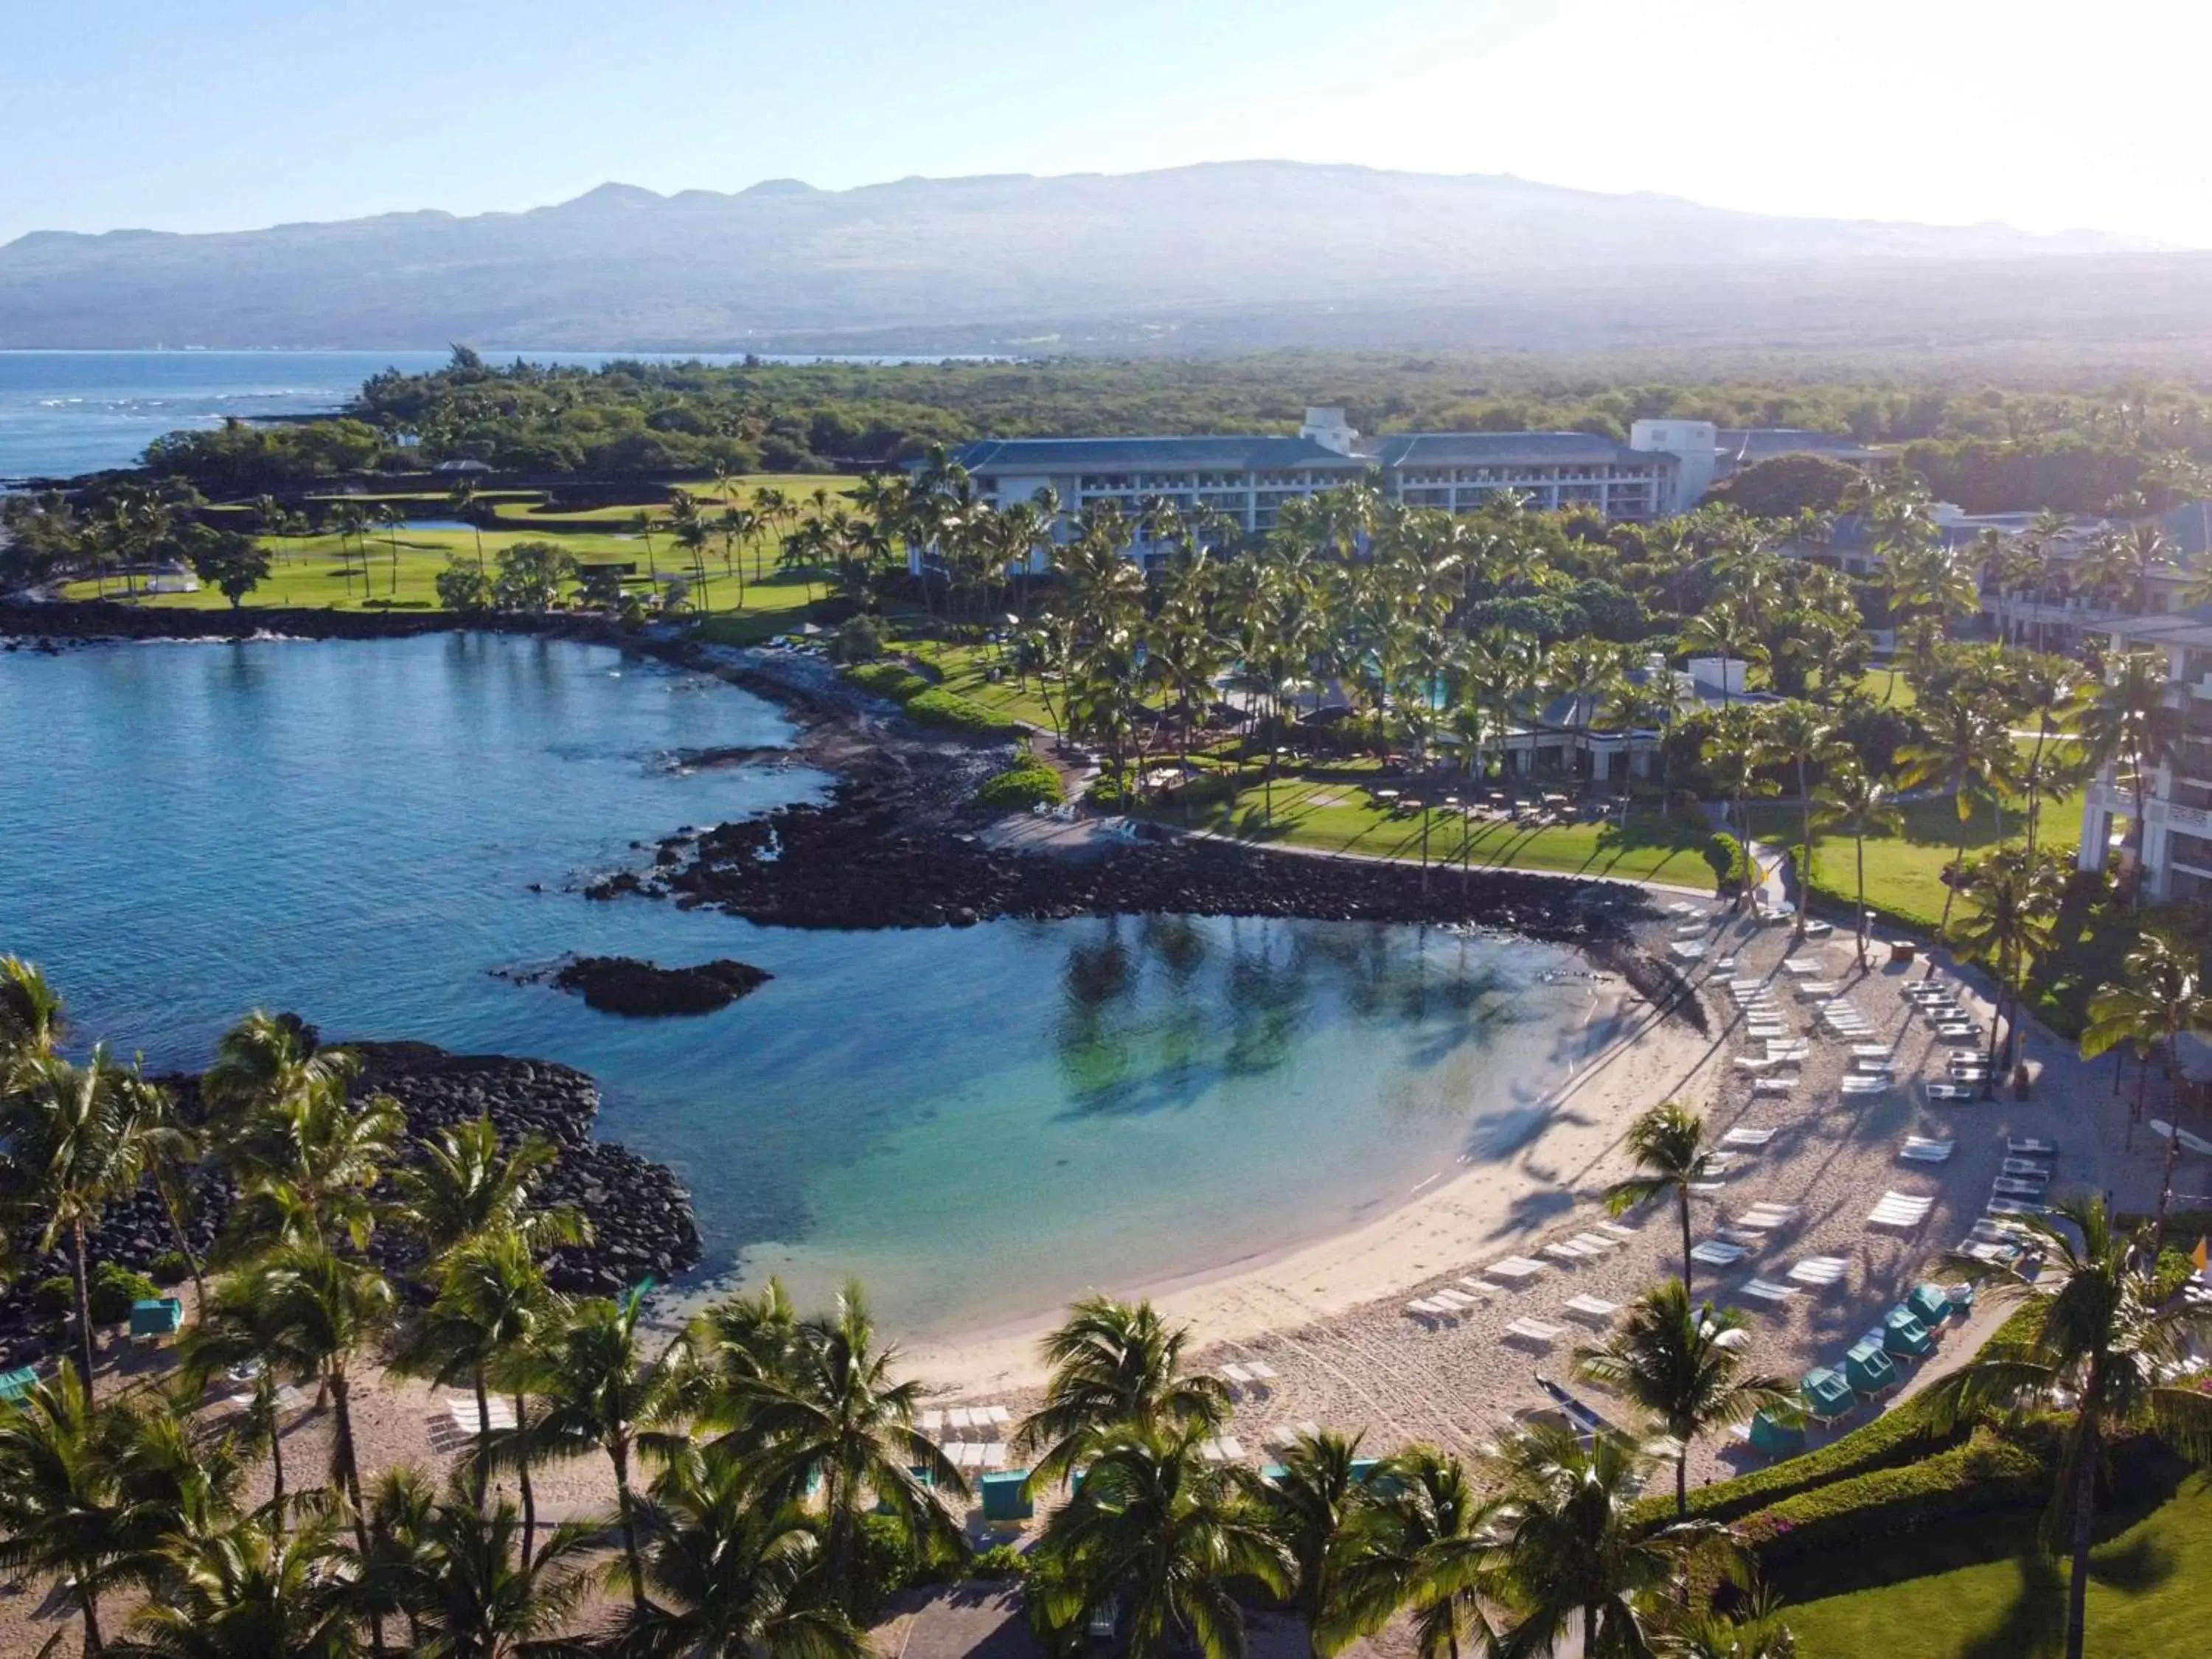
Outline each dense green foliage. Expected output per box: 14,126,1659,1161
975,754,1065,810
902,686,1023,737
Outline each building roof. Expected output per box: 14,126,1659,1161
947,436,1366,475
1373,431,1645,467
2102,600,2212,650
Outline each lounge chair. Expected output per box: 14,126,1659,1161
1222,1363,1253,1387
1781,956,1823,976
1840,1075,1890,1096
1900,1136,1956,1164
1433,1289,1481,1310
1722,1127,1778,1148
1505,1318,1563,1348
1486,1256,1548,1282
1567,1232,1618,1255
918,1409,945,1435
2008,1138,2057,1158
1868,1192,1935,1226
1739,1278,1801,1304
1242,1361,1276,1382
1542,1243,1594,1266
1804,919,1834,939
1563,1295,1618,1324
1745,1408,1809,1456
0,1366,35,1404
1881,1307,1936,1359
1801,1366,1854,1423
1597,1221,1641,1239
2000,1158,2051,1179
1907,1283,1952,1326
1732,1204,1802,1233
1691,1239,1748,1267
1405,1299,1450,1321
1753,1077,1796,1095
1843,1337,1899,1396
1992,1177,2046,1198
1788,1256,1850,1286
1850,1043,1896,1060
1989,1198,2051,1218
1926,1082,1976,1101
1958,1239,2020,1265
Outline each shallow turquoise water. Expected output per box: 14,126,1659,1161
0,635,1600,1334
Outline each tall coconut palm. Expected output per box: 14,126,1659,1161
395,1231,566,1516
1756,700,1843,940
1325,1446,1497,1659
720,1279,967,1614
249,1239,395,1558
1013,1295,1231,1492
220,1068,403,1254
0,1047,182,1387
179,1269,327,1531
1253,1429,1369,1659
1603,1103,1717,1295
1573,1279,1790,1517
620,1441,866,1659
1680,603,1767,707
2081,934,2212,1220
386,1116,588,1267
1926,1197,2212,1659
1950,847,2062,1096
512,1286,687,1611
1812,762,1904,968
201,1011,353,1126
1896,697,2013,934
1032,1422,1293,1659
0,1368,133,1655
2078,649,2184,911
360,1478,597,1659
1700,706,1775,907
1478,1424,1737,1659
0,953,66,1085
683,1279,804,1404
107,1509,357,1659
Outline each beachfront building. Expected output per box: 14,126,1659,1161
920,409,1795,571
2078,602,2212,900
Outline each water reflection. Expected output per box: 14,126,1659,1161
1052,917,1528,1120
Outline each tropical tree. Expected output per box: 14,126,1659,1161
220,1068,403,1253
1950,847,2062,1095
620,1441,867,1659
1478,1424,1738,1659
0,1047,182,1386
512,1285,687,1610
1756,701,1843,940
2078,649,2184,911
1604,1104,1717,1295
1680,603,1767,706
362,1478,598,1659
0,953,67,1084
1811,763,1903,967
1325,1446,1496,1659
179,1270,328,1528
1012,1295,1231,1492
108,1509,358,1659
1896,697,2013,934
1253,1429,1368,1658
0,1368,133,1655
1927,1197,2212,1659
2080,934,2212,1219
1031,1422,1293,1659
712,1279,967,1614
386,1115,588,1266
1573,1279,1790,1517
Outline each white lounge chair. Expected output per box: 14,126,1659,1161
1434,1289,1481,1310
1850,1043,1896,1060
1992,1177,2046,1198
1406,1299,1450,1321
1868,1192,1935,1226
1739,1278,1801,1304
919,1410,945,1434
1781,956,1823,976
1563,1295,1618,1324
1568,1232,1618,1254
2000,1158,2050,1179
1840,1075,1890,1096
1691,1239,1747,1266
1505,1318,1563,1347
1900,1137,1956,1164
1788,1256,1850,1286
1722,1127,1778,1147
1242,1361,1276,1382
1543,1242,1595,1266
1733,1203,1802,1231
1926,1082,1976,1101
2008,1138,2057,1158
1486,1256,1548,1281
1753,1078,1796,1095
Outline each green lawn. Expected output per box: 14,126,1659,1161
486,474,855,524
66,527,822,621
1784,1469,2212,1658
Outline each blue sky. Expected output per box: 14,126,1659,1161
7,0,2209,246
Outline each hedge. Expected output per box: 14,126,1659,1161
977,755,1064,810
905,687,1022,737
1738,1427,2051,1568
844,661,936,702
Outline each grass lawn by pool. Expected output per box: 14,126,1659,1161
1782,1469,2212,1659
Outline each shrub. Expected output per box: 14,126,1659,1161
149,1251,191,1287
88,1262,160,1325
1705,831,1750,892
905,687,1021,737
1738,1428,2050,1567
831,613,886,664
1087,770,1131,810
976,755,1064,810
32,1276,72,1317
844,661,934,702
972,1543,1026,1579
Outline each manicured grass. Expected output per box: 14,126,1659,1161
65,529,824,620
1158,776,1716,886
1854,666,1918,709
896,639,1062,732
486,474,855,524
1783,1470,2212,1659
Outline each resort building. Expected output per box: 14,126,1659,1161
2078,602,2212,900
924,409,1866,570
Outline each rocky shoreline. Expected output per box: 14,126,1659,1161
543,954,773,1017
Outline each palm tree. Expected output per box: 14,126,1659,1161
1012,1295,1231,1492
1031,1422,1293,1659
1896,697,2012,934
2079,649,2183,911
683,1279,804,1402
107,1509,357,1659
395,1231,566,1515
179,1270,326,1529
250,1239,395,1558
1926,1197,2212,1659
1680,603,1767,706
1325,1446,1496,1659
0,1368,134,1653
363,1478,597,1659
0,1046,181,1386
1604,1103,1717,1295
2081,934,2212,1220
1756,700,1843,941
621,1441,866,1659
1950,847,2062,1096
448,476,486,574
1700,705,1775,908
0,953,66,1085
220,1068,403,1254
1253,1429,1368,1659
1573,1279,1790,1517
201,1010,353,1128
1478,1424,1736,1659
717,1279,967,1614
386,1115,588,1267
512,1285,686,1611
1811,762,1904,968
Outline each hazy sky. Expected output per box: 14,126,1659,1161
7,0,2207,247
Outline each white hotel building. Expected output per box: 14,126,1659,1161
926,408,1729,566
2079,603,2212,902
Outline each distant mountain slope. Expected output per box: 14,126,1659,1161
0,161,2180,352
